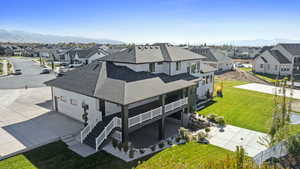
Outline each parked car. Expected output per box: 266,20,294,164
14,69,22,75
40,68,51,74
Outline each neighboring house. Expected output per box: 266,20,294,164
45,43,216,154
253,43,300,76
190,47,233,72
60,46,109,65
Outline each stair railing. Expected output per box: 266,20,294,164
95,117,121,151
80,111,102,143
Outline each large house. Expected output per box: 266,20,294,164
59,46,110,65
45,43,215,153
253,43,300,76
190,47,233,72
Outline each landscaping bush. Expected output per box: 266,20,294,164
167,140,172,145
158,142,165,148
151,145,156,151
205,127,211,133
215,116,225,126
197,131,207,142
178,127,189,139
117,142,123,151
129,148,135,158
207,114,217,122
139,149,145,154
123,143,129,153
185,132,195,142
175,136,181,143
112,138,118,149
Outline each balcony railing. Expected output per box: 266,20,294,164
128,97,188,128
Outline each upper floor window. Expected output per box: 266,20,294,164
149,63,155,72
275,65,278,71
176,61,181,71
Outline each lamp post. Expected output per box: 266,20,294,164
82,102,89,127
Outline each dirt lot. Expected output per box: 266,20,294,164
216,69,268,84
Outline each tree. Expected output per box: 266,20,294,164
260,77,293,147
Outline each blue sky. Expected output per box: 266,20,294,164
1,0,300,44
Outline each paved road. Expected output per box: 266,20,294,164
0,57,55,89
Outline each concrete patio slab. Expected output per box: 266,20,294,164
208,125,268,157
235,83,300,99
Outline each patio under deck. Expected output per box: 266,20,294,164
129,117,181,148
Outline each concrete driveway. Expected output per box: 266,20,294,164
235,83,300,99
0,57,55,89
0,87,82,159
208,125,268,157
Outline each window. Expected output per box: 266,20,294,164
260,64,263,68
176,61,181,71
149,63,155,72
275,65,278,71
70,99,78,106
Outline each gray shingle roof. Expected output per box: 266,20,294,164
279,43,300,56
270,50,291,64
99,43,206,64
190,47,232,62
45,61,199,105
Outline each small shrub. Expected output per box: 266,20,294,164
167,140,172,145
129,148,135,158
185,133,195,142
117,142,123,151
151,145,156,151
197,131,207,142
158,142,165,148
175,137,181,143
112,138,118,149
178,127,189,139
215,116,225,126
139,149,145,154
123,143,129,153
205,127,210,133
207,113,217,122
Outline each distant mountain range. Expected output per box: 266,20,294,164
215,39,300,46
0,29,124,44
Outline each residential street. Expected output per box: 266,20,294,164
0,57,55,89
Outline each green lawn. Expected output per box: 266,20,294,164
0,142,233,169
0,141,138,169
239,67,252,72
198,80,300,134
136,143,233,169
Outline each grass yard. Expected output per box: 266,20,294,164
0,141,233,169
239,67,252,72
136,143,234,169
198,80,300,134
0,141,138,169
